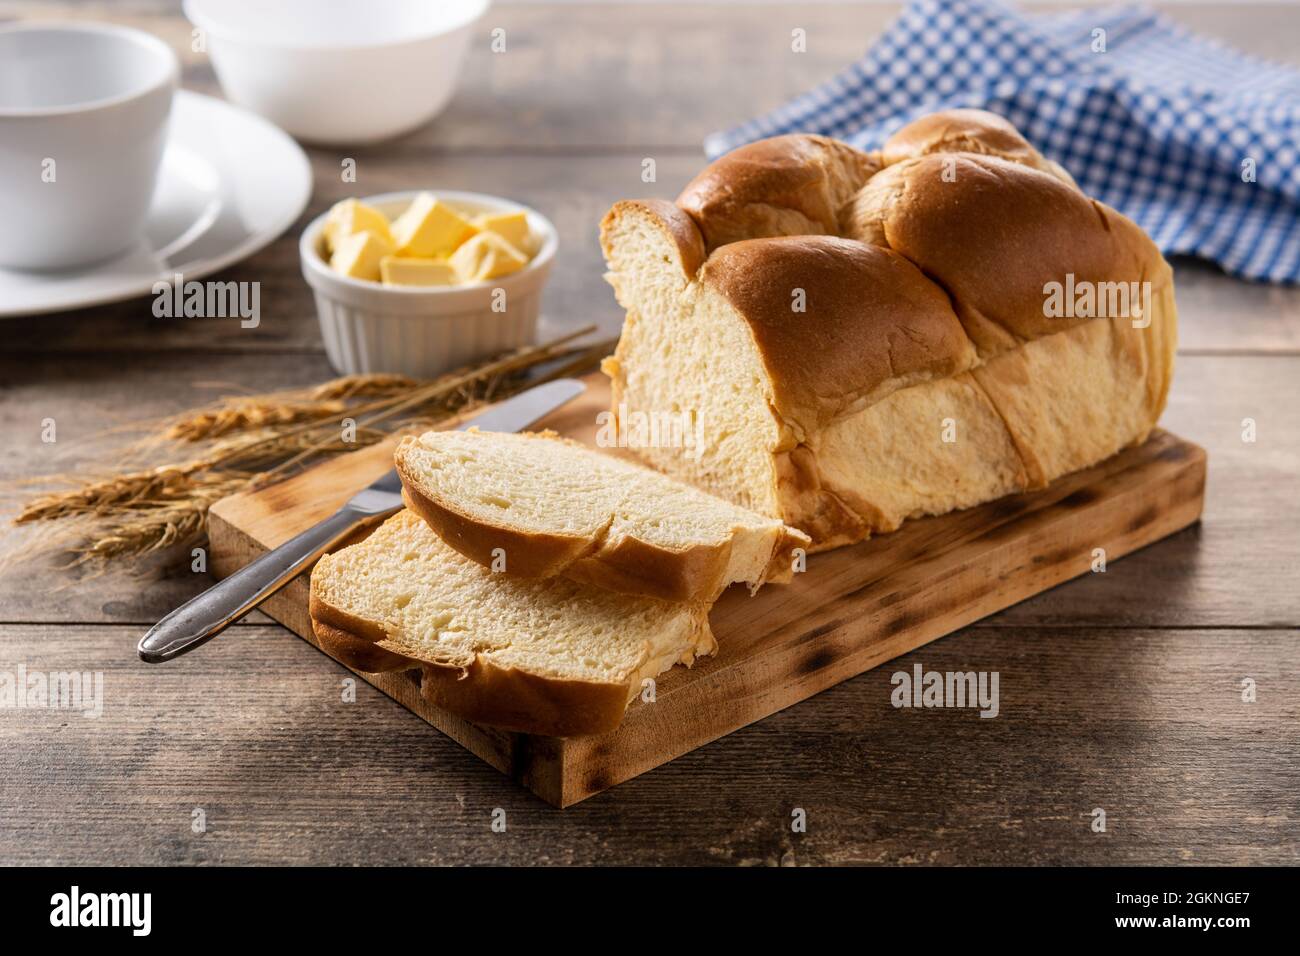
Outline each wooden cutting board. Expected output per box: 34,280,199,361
208,372,1207,807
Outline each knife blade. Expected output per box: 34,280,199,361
137,377,587,663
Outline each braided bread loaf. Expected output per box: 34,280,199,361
601,109,1176,550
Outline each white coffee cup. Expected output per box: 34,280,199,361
0,23,179,270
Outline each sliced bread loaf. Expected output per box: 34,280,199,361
394,429,811,602
600,111,1175,550
309,509,714,737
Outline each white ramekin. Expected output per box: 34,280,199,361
300,190,557,379
183,0,489,144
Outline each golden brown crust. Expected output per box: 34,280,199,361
701,235,977,433
846,153,1160,356
678,134,880,251
416,655,633,737
310,614,414,673
310,619,632,737
561,534,732,603
600,198,706,279
881,108,1073,184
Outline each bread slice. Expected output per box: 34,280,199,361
309,510,714,737
394,428,811,603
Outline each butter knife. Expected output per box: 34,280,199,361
138,377,586,663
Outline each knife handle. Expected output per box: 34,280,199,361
138,507,376,663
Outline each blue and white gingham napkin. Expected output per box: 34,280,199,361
706,0,1300,283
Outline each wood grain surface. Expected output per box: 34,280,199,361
3,621,1295,865
207,375,1207,805
1,0,1297,859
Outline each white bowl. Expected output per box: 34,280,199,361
183,0,489,144
300,190,557,378
0,22,178,269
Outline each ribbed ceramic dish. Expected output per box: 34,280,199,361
299,190,557,378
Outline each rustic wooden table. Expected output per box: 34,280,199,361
1,1,1297,866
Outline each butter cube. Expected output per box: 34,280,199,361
329,230,392,282
380,255,456,287
323,198,393,251
390,193,478,258
474,211,533,255
449,232,529,283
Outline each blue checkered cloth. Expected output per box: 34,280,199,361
706,0,1300,283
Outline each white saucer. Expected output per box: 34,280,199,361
0,89,312,317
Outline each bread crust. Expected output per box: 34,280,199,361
701,234,978,434
880,107,1074,184
600,198,705,279
844,153,1164,356
310,619,633,737
678,134,880,251
395,432,806,603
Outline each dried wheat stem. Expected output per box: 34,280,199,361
203,326,596,472
16,460,217,523
71,474,250,563
249,330,601,484
167,399,349,441
7,326,608,567
309,373,419,401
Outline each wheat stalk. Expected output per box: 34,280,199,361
16,460,218,523
166,373,423,441
167,399,347,441
70,474,253,564
5,328,611,570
